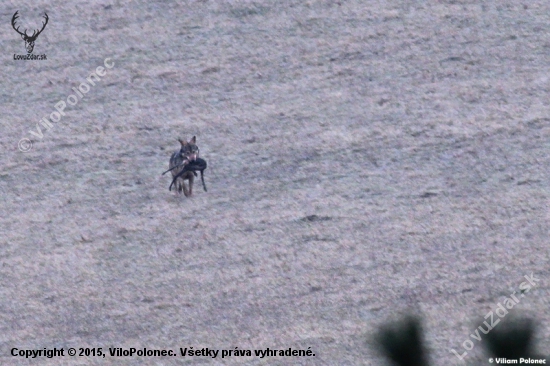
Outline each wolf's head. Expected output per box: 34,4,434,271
178,136,199,162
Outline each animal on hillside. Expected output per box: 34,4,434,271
169,158,207,193
163,136,207,196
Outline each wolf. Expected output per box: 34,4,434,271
168,136,200,196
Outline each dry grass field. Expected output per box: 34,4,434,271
1,1,549,365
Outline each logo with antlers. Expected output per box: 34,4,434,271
11,11,48,54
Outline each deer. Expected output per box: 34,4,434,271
11,11,49,54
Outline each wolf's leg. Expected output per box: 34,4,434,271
188,174,194,196
174,179,182,195
182,179,190,197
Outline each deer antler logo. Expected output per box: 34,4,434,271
11,11,49,54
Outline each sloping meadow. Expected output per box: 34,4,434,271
1,1,549,365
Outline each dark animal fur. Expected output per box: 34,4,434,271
164,135,207,195
169,158,207,192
